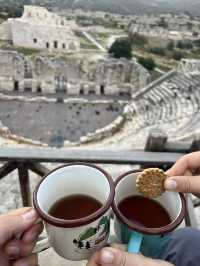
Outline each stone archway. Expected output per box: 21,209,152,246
24,61,32,79
36,82,42,93
13,57,21,78
68,42,76,51
14,81,19,91
80,88,84,95
35,58,44,76
100,85,105,95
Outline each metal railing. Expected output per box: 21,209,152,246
0,147,197,227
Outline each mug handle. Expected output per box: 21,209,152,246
33,237,50,253
33,219,50,253
128,232,143,253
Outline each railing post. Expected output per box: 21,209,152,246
145,128,167,152
0,162,17,180
190,136,200,152
18,163,31,207
27,162,49,177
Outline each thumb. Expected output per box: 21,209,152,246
0,208,38,246
164,176,200,193
94,247,153,266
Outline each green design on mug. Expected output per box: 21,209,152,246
73,216,110,252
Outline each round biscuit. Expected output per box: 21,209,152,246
136,168,167,198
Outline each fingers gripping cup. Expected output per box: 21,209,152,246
112,170,186,258
33,163,114,261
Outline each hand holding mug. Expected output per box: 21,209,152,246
0,208,43,266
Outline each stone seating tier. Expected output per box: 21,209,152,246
129,70,200,141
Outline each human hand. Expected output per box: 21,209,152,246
164,152,200,193
0,207,43,266
87,247,173,266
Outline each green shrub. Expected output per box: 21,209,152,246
108,38,132,59
138,57,156,71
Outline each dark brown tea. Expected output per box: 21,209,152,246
118,195,171,228
49,194,102,220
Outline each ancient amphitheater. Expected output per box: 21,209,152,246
0,58,199,150
72,59,200,149
0,5,199,150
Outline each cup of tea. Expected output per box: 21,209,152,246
33,163,115,261
112,170,186,258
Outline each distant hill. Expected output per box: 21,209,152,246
0,0,200,16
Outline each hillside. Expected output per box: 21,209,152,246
0,0,200,16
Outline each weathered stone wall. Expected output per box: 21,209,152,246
0,5,80,53
22,5,77,28
10,20,80,53
129,24,199,41
76,115,126,145
177,59,200,74
0,21,12,41
0,50,150,96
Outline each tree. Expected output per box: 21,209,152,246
193,39,200,48
177,40,193,50
158,17,168,29
0,5,23,18
78,241,83,249
108,38,132,59
173,51,183,61
193,31,199,37
104,13,109,19
187,22,193,31
13,7,23,18
129,33,148,47
138,57,156,71
167,41,174,51
177,41,184,49
185,41,193,50
86,241,91,249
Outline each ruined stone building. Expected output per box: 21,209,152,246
0,50,150,96
0,6,80,53
0,5,151,95
129,24,199,41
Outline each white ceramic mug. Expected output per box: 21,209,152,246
33,163,115,261
112,170,186,258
